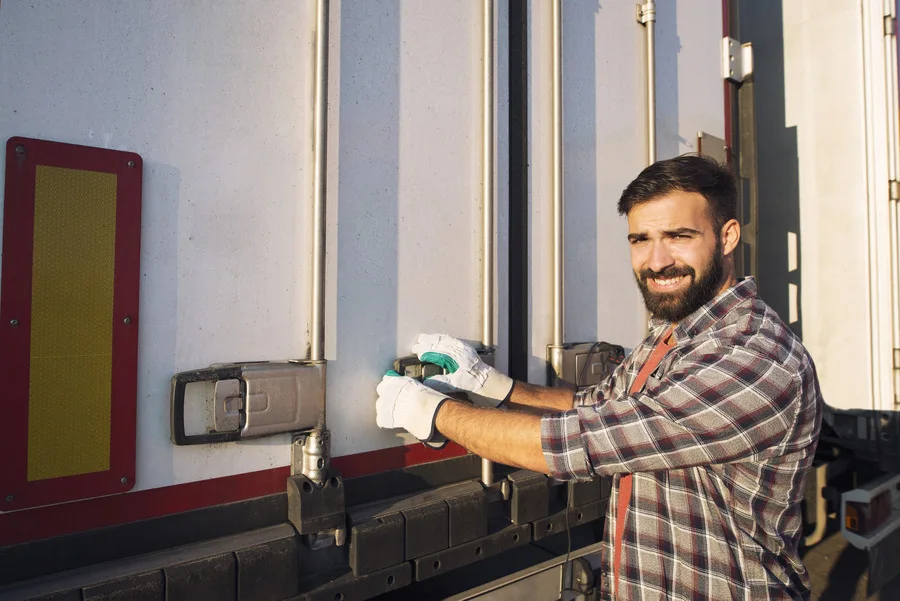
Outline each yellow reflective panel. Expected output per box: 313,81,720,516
28,166,117,481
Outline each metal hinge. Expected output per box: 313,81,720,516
885,15,896,37
636,2,656,25
890,179,900,201
722,37,753,83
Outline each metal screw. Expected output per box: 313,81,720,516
5,495,13,502
120,477,128,484
123,316,131,325
9,319,19,327
127,160,135,168
15,145,24,155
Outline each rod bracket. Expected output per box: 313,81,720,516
636,2,656,25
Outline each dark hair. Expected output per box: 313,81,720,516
617,154,737,231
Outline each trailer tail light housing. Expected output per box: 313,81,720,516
845,490,891,534
841,473,900,550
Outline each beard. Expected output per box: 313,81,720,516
635,238,725,323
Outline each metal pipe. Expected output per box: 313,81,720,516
483,0,495,349
482,0,496,487
551,0,564,348
310,0,329,363
638,2,657,164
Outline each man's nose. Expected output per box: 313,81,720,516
647,242,675,273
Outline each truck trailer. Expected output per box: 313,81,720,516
1,1,899,599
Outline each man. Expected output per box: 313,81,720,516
375,155,823,600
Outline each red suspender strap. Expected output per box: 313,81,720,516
613,326,675,599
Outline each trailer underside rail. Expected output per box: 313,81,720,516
0,455,608,601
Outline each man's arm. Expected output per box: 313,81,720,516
504,381,574,413
543,345,806,481
434,400,549,474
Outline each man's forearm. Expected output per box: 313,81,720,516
504,381,574,413
434,400,549,474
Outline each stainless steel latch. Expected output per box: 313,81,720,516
171,360,326,445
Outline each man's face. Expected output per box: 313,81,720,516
626,191,726,323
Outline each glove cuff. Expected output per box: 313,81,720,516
413,396,450,443
470,369,514,407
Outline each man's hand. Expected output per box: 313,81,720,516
411,333,514,407
375,371,450,445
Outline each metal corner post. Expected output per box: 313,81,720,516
482,0,496,487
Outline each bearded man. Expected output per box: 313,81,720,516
375,154,823,601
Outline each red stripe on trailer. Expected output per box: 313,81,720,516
0,442,467,546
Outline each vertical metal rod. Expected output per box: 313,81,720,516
310,0,329,363
551,0,564,348
483,0,495,350
482,0,496,488
639,2,658,165
883,4,900,405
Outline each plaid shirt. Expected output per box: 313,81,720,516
541,278,823,600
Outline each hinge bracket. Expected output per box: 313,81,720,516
890,179,900,201
722,37,754,83
885,15,896,37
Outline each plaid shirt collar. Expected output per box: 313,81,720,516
649,277,758,342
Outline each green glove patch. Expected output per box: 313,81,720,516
385,369,402,377
419,352,459,374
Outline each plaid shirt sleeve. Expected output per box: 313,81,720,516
541,344,802,481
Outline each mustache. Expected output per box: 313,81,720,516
639,265,696,282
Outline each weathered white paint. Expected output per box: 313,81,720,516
0,0,736,501
528,0,725,384
0,0,502,491
779,0,894,411
324,0,506,458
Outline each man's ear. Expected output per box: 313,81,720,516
720,219,741,256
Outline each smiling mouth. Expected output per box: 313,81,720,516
648,274,688,291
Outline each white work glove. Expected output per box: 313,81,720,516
411,333,514,408
375,371,450,448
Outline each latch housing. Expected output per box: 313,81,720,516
170,360,325,445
